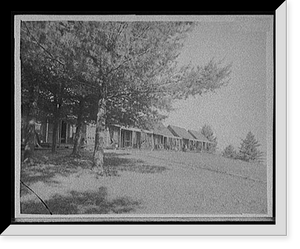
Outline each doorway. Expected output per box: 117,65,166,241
60,121,67,144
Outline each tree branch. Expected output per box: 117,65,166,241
105,47,151,77
22,22,65,67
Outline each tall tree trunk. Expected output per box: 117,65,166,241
71,123,83,156
51,81,64,153
71,98,84,156
92,98,106,175
51,118,59,153
51,96,61,153
23,85,38,163
23,118,36,163
51,103,61,153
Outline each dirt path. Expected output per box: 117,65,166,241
20,149,268,215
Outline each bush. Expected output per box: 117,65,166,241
222,145,237,159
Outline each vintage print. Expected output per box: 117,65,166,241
15,15,274,223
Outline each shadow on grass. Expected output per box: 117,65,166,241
21,187,142,215
21,149,89,185
21,149,168,187
21,161,84,186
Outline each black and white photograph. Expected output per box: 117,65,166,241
9,7,288,236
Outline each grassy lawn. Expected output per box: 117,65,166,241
20,148,268,215
20,148,145,214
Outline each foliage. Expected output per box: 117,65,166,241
201,124,218,153
237,132,264,162
21,21,97,122
222,144,237,159
20,20,232,163
21,21,231,128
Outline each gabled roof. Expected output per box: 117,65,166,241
153,122,177,138
167,125,195,140
188,130,211,143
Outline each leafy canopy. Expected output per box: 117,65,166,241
21,21,232,129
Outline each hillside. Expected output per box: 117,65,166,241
20,148,269,216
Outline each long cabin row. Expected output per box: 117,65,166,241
34,120,214,152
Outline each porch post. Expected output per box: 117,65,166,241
45,119,49,143
66,124,69,144
119,127,122,148
58,121,61,147
152,133,155,150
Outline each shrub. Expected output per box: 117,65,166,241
222,144,237,159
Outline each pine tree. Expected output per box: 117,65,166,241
222,144,237,159
21,21,231,172
238,132,264,162
201,124,217,153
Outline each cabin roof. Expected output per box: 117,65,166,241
188,130,211,143
153,123,177,138
167,125,195,140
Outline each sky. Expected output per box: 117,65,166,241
162,16,274,153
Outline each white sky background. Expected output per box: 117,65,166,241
163,16,274,153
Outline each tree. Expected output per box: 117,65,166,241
222,145,237,159
21,62,40,162
87,22,231,174
20,21,231,173
201,124,217,153
21,21,98,156
70,94,98,156
237,131,264,162
21,21,68,155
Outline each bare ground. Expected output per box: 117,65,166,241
20,148,268,215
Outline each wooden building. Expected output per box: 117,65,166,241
119,126,142,149
84,123,111,148
87,124,151,150
152,123,181,150
36,120,214,153
38,119,76,146
140,129,154,150
167,125,195,151
188,129,212,152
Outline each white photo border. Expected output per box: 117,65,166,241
6,3,286,235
